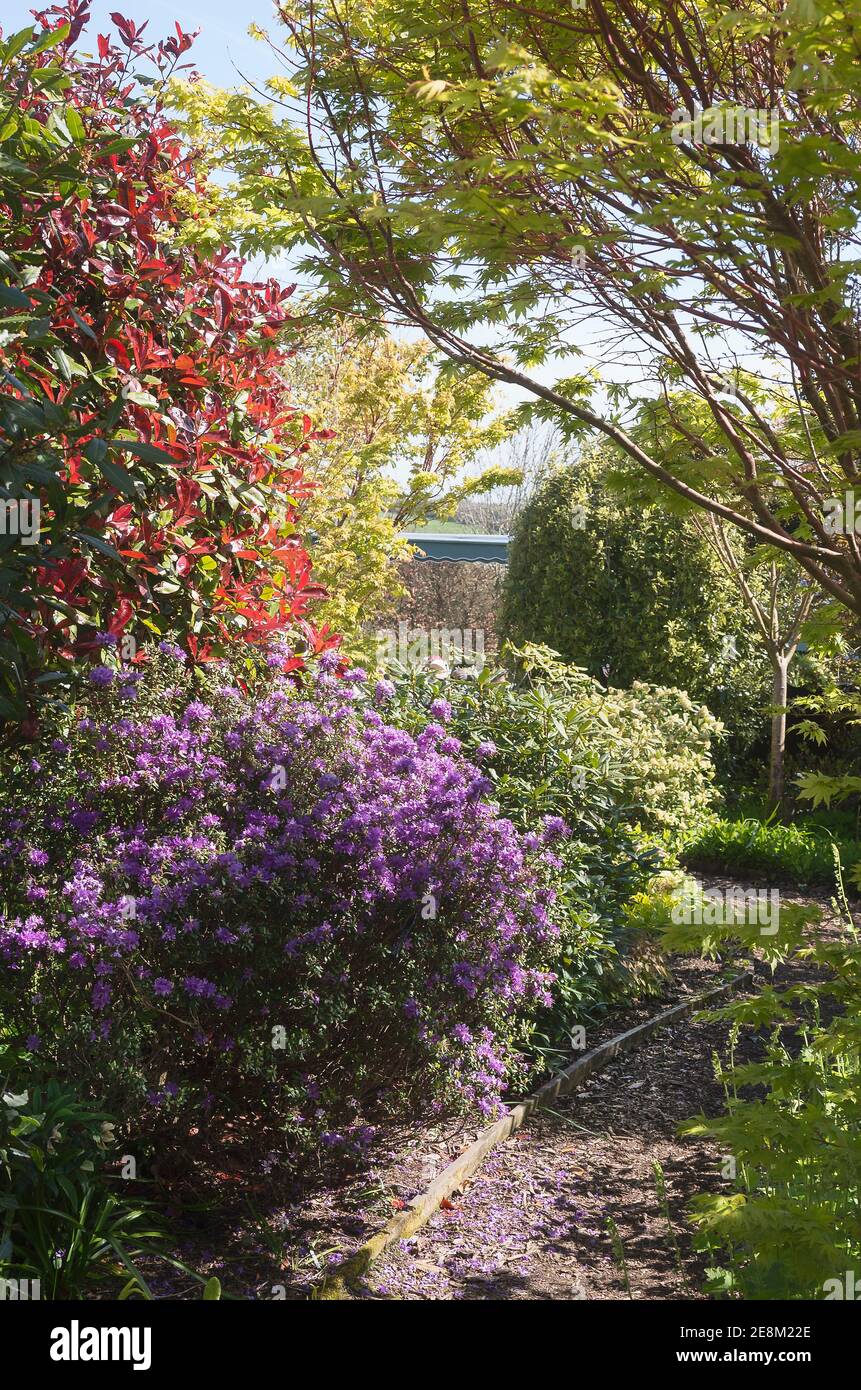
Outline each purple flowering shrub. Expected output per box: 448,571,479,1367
0,650,560,1159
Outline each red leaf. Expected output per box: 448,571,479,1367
107,598,135,635
110,13,142,47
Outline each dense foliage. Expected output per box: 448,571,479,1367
0,646,561,1160
0,1041,169,1298
0,6,329,731
659,886,860,1300
6,0,861,1311
502,463,768,767
382,644,722,1055
684,813,861,890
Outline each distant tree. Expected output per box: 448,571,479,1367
456,423,561,535
628,390,825,806
282,315,519,656
691,514,817,808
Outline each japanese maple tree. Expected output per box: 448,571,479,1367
175,0,861,626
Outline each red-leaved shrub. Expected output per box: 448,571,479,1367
0,2,336,731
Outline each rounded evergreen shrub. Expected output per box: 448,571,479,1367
0,648,561,1161
500,458,768,765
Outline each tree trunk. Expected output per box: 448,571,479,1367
768,654,790,812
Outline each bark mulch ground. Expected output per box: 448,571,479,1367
357,884,846,1300
129,882,846,1300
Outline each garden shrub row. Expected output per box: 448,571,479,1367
1,639,727,1171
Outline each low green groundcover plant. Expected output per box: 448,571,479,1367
0,645,563,1165
0,1044,167,1299
683,813,861,889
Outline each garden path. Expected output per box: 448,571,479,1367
366,886,839,1300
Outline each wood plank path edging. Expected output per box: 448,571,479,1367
311,968,753,1299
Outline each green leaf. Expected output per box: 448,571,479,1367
63,107,85,145
0,29,36,70
69,307,97,342
0,151,31,178
0,283,31,310
96,457,143,498
29,22,70,56
109,439,178,468
72,530,125,564
85,442,143,498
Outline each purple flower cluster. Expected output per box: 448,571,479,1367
0,658,559,1154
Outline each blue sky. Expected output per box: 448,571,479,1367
2,1,282,89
